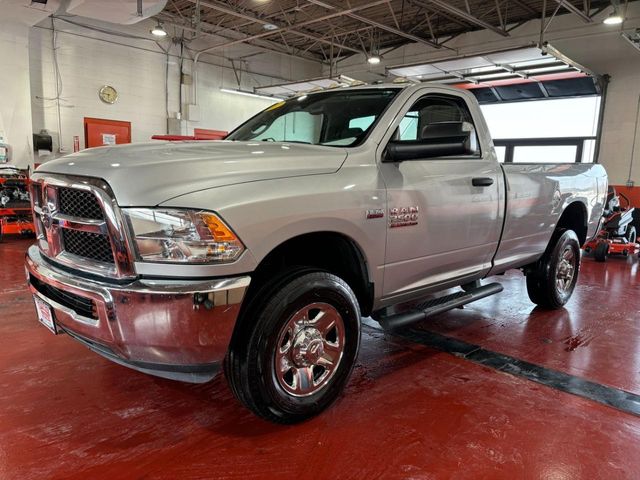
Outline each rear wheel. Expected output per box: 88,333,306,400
225,270,361,424
594,241,609,262
526,229,580,309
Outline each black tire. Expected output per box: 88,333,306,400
525,274,545,305
526,229,581,309
594,241,609,262
225,270,361,424
627,226,637,244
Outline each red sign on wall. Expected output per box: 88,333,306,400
84,117,131,148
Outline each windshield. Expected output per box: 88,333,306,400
226,88,400,147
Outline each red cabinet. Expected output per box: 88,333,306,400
84,117,131,148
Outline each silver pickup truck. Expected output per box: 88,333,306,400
26,84,607,423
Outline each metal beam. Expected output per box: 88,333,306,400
305,0,442,49
190,0,363,54
347,12,442,48
193,0,392,54
511,0,538,15
414,0,510,36
553,0,593,22
203,3,315,38
159,15,325,62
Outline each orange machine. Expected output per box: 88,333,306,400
0,166,35,241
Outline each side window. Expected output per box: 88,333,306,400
398,113,419,140
395,95,481,156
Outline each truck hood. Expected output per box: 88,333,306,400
36,141,348,206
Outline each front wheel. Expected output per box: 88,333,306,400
526,229,580,309
225,270,361,424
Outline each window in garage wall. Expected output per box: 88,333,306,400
480,96,601,163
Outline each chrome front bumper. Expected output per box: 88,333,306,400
25,245,250,383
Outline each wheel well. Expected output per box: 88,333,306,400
247,232,373,316
557,202,588,245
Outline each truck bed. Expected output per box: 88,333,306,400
491,162,607,274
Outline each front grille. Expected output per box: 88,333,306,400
30,275,98,320
58,188,104,220
32,175,133,278
62,229,115,264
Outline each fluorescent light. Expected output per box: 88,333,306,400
339,75,357,83
367,55,381,65
151,22,167,37
219,88,280,101
604,12,624,25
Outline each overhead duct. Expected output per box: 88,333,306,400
0,0,62,25
63,0,168,24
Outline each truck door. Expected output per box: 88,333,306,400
378,90,504,300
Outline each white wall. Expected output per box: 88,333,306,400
30,23,179,154
28,17,322,160
0,0,65,168
187,62,279,134
0,22,35,167
185,46,322,133
330,4,640,185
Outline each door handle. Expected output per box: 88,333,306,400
472,177,494,187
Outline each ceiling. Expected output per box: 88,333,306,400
158,0,618,63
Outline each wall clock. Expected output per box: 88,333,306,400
98,85,118,104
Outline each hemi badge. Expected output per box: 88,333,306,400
366,209,385,219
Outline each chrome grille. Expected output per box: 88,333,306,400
30,174,136,279
62,229,115,264
58,188,104,220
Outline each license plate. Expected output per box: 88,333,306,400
34,296,57,334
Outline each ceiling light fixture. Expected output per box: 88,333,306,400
367,55,382,65
603,12,624,25
220,88,280,101
151,22,168,37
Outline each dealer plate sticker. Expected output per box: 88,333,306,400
34,296,57,334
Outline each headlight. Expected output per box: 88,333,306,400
122,208,244,264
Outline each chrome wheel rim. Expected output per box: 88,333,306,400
556,247,576,295
274,302,345,397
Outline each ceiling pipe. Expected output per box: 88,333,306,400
305,0,444,49
553,0,593,23
191,0,391,105
414,0,510,36
188,0,362,55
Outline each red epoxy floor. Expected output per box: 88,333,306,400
2,237,640,479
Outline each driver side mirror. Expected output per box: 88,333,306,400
384,121,478,162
